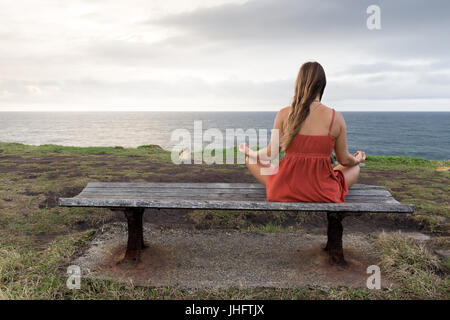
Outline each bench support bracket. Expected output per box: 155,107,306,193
324,212,347,266
122,208,146,263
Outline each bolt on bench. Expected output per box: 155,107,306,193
59,182,414,266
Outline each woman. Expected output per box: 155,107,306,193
239,61,365,202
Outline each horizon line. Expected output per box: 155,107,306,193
0,110,449,113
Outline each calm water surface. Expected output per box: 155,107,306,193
0,112,448,160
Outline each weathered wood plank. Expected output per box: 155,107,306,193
77,193,268,201
79,188,392,197
72,193,399,204
86,182,265,189
58,197,414,212
76,193,398,200
85,182,386,190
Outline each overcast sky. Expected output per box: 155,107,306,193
1,0,449,111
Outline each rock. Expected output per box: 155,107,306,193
401,232,430,242
137,144,163,150
434,249,450,259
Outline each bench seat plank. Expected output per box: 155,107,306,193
69,194,400,204
59,183,414,213
84,182,386,190
80,188,392,197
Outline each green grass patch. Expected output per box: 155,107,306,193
365,155,449,169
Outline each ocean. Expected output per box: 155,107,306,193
0,112,449,160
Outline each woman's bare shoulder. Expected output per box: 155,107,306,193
280,105,291,114
334,109,345,125
320,104,345,123
277,106,291,119
317,103,332,113
272,106,290,120
272,106,291,129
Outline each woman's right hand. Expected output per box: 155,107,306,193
354,151,366,164
239,143,250,156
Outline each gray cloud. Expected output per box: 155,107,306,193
148,0,450,58
1,0,450,111
0,77,292,109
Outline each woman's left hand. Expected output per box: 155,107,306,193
353,151,366,163
239,143,250,156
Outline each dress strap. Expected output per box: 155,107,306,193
328,108,335,135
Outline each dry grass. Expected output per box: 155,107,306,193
0,231,95,300
374,232,449,299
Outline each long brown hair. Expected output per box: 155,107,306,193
281,61,327,150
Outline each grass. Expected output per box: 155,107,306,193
374,232,448,299
0,141,449,300
0,231,94,299
248,223,299,233
364,155,437,167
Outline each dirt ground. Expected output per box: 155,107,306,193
74,222,397,289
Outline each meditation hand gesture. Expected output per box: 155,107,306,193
354,151,366,164
239,143,260,161
238,143,250,156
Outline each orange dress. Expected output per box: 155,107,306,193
266,109,348,203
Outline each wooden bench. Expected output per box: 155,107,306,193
59,182,414,266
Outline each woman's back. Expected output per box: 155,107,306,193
275,102,341,139
284,103,337,156
295,104,337,137
266,104,348,203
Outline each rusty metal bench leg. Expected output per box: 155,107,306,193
122,207,146,263
324,212,347,266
